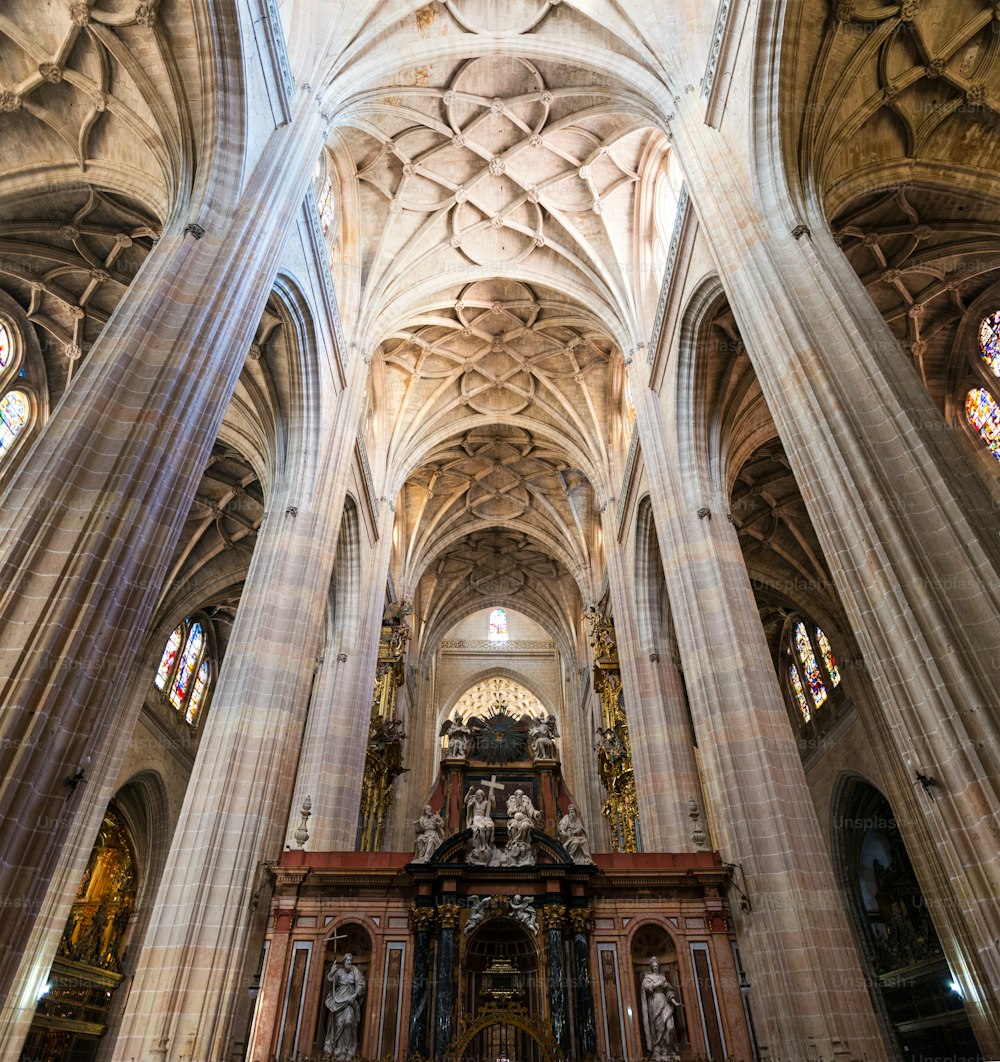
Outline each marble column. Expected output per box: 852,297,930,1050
406,907,436,1060
543,904,568,1051
632,380,888,1058
568,907,597,1058
433,903,460,1061
671,100,1000,1050
601,504,701,852
0,91,327,1041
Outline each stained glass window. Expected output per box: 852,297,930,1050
488,607,508,641
186,661,209,724
0,390,30,457
815,627,841,687
966,388,1000,462
155,625,183,690
0,321,11,370
789,665,811,722
169,622,204,710
794,621,827,709
979,311,1000,378
317,176,335,238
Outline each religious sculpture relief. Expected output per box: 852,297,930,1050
324,953,367,1060
640,957,682,1062
509,894,538,935
412,805,445,864
464,894,493,935
557,804,594,864
443,716,472,759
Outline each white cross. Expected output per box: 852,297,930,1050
481,775,506,802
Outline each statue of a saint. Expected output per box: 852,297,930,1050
505,788,540,824
640,956,681,1061
412,805,445,863
324,953,367,1060
465,786,497,864
444,717,472,759
557,804,594,864
528,712,559,760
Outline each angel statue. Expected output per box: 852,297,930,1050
528,712,559,760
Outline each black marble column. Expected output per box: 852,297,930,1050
570,909,597,1057
544,905,568,1051
433,904,460,1060
407,908,435,1060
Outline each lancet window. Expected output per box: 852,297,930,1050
0,318,33,464
488,607,509,642
154,617,213,725
785,620,843,723
966,387,1000,463
979,309,1000,378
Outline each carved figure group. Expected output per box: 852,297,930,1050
324,953,367,1060
640,956,681,1062
412,805,445,863
528,712,559,760
557,804,594,864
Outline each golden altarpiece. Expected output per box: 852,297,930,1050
248,658,756,1062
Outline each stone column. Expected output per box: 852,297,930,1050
601,502,701,851
406,906,436,1060
568,907,597,1058
288,503,396,852
671,101,1000,1049
542,904,568,1052
111,442,343,1059
0,92,326,1035
433,903,460,1061
633,380,888,1058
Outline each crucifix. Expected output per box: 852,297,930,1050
480,775,506,805
328,924,349,960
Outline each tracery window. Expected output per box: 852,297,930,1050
0,320,12,370
0,390,30,458
979,310,1000,378
786,620,843,722
154,618,213,724
488,608,508,642
966,387,1000,462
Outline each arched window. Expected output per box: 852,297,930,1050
0,320,12,371
154,618,212,724
966,387,1000,462
0,389,30,458
786,619,843,721
979,310,1000,378
488,608,508,642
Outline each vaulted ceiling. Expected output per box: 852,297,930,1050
316,1,672,648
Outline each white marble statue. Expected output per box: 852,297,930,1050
528,712,559,760
465,785,497,865
557,804,594,864
412,805,445,863
509,894,537,934
505,788,540,823
464,894,492,935
504,810,536,866
640,956,682,1062
324,953,366,1060
444,717,472,759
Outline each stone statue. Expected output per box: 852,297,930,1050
504,810,536,866
557,804,594,864
509,894,537,934
640,956,681,1062
528,712,559,760
465,786,497,865
324,953,367,1060
464,894,492,935
505,788,540,824
444,717,472,759
412,805,445,863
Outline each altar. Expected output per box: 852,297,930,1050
247,712,754,1062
